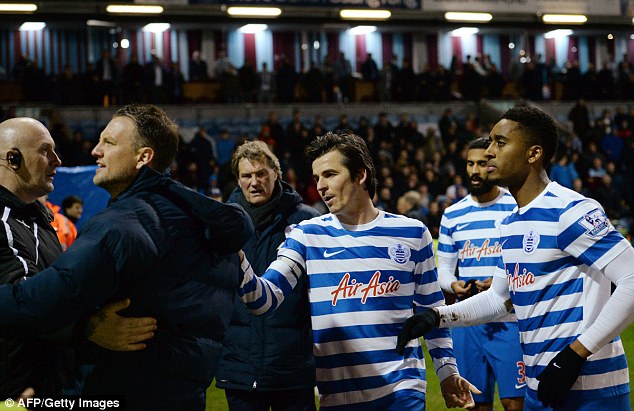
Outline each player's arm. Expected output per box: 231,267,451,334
575,246,634,355
411,228,480,409
437,216,461,293
397,264,511,354
238,252,305,316
536,246,634,407
537,204,633,408
436,273,512,327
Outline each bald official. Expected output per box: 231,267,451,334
0,117,69,397
0,118,61,202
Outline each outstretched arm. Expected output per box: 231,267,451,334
437,274,511,327
238,253,304,316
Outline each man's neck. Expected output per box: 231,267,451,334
336,198,379,226
510,169,551,208
473,186,500,204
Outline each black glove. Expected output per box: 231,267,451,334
464,279,479,298
395,308,440,355
536,345,585,408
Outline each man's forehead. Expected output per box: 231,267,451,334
239,157,272,173
491,118,519,136
467,148,487,160
312,150,343,170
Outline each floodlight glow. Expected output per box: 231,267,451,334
0,3,36,12
238,24,268,33
451,27,479,37
542,14,587,24
87,20,116,27
445,12,492,22
348,25,377,35
227,7,281,17
340,9,391,20
142,23,170,33
544,29,573,39
120,39,130,49
19,22,45,31
106,5,163,14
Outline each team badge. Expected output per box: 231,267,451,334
388,242,411,264
522,230,540,254
578,209,610,238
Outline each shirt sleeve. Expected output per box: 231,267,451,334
437,214,459,293
557,200,630,271
414,227,459,382
577,246,634,353
0,226,122,333
238,225,307,315
437,259,512,328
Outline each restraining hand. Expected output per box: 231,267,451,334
450,280,472,299
87,298,157,351
395,308,440,355
440,374,481,409
536,345,585,408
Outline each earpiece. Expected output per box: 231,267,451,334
7,149,22,170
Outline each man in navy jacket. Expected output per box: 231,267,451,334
0,104,253,410
217,141,320,410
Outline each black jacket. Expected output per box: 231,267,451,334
216,182,320,391
0,167,254,410
0,185,69,398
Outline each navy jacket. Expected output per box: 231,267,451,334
0,167,253,410
216,182,319,391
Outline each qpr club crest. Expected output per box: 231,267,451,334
578,209,610,238
388,242,411,264
522,230,540,255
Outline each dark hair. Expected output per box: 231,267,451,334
468,137,491,150
305,131,377,198
61,195,83,210
114,104,179,172
501,105,558,165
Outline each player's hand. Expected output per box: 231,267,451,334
87,298,157,351
474,277,492,292
450,280,472,299
536,345,585,407
395,308,439,355
440,374,481,409
238,250,245,264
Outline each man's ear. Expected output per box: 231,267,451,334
136,147,155,169
356,168,368,185
527,145,543,164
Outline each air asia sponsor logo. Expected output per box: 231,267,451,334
330,271,400,306
459,238,503,262
506,263,535,292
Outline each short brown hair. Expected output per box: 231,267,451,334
114,104,179,172
231,140,282,180
305,131,377,198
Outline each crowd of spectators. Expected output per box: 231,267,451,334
4,50,634,105
18,103,630,241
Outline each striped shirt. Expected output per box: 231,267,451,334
437,188,517,322
239,210,457,410
494,182,630,401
